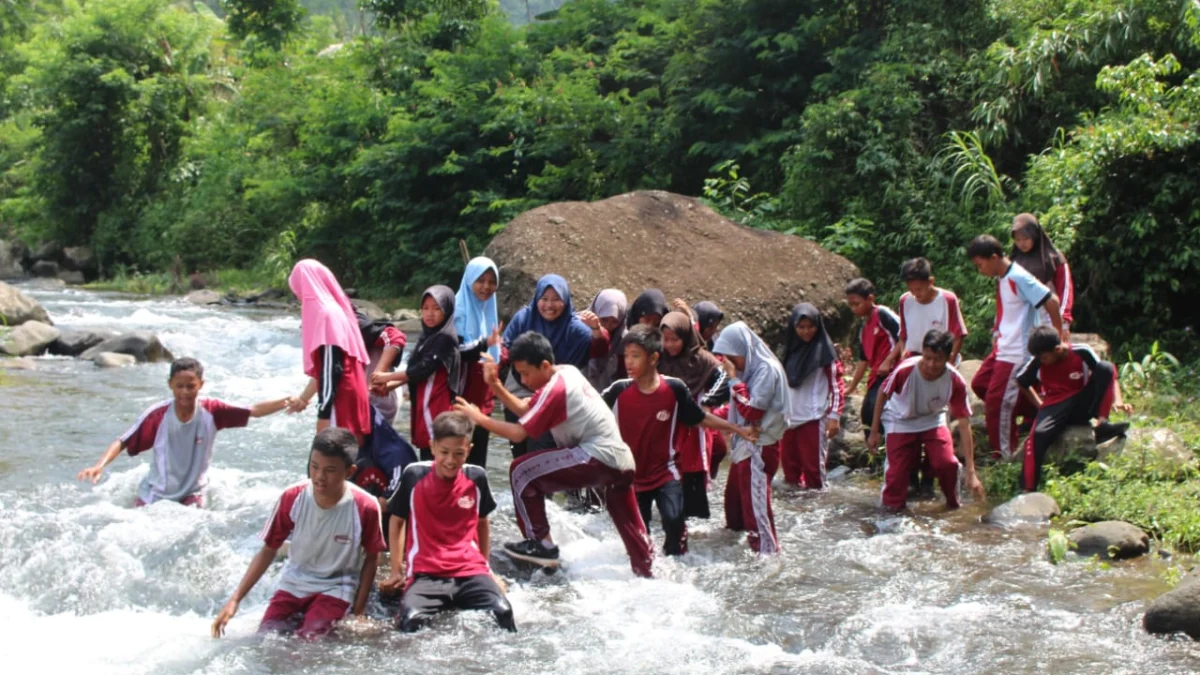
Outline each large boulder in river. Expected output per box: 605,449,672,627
484,191,861,342
1145,575,1200,640
80,331,174,363
92,352,137,368
0,281,51,326
0,320,60,356
31,260,59,278
49,329,119,357
184,289,223,306
61,246,97,279
983,492,1061,526
1067,521,1149,560
0,240,24,278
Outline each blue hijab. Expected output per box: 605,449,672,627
454,257,501,362
504,274,593,368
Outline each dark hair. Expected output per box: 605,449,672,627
900,257,933,282
622,324,662,356
432,410,475,441
844,278,876,299
922,329,955,357
510,331,555,367
1027,325,1062,356
966,234,1004,259
169,357,204,380
310,427,358,468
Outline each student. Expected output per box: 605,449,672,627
1016,326,1131,491
453,331,653,577
711,322,791,555
379,411,515,632
627,289,670,328
881,257,968,368
658,311,730,518
287,259,372,446
868,330,985,511
967,234,1064,459
781,304,845,489
602,325,752,555
1011,213,1074,333
500,275,597,459
211,428,386,640
454,257,503,468
843,278,900,444
583,288,628,391
77,358,290,507
373,286,475,461
692,301,725,350
357,308,407,424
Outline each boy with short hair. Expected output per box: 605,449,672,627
1016,326,1132,491
379,411,515,632
601,325,754,556
77,357,290,507
869,330,985,511
881,257,968,369
453,331,654,577
211,428,386,640
967,235,1064,459
843,278,900,443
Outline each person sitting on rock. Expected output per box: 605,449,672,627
1015,326,1131,491
868,330,984,511
844,278,900,448
780,303,845,490
77,357,290,507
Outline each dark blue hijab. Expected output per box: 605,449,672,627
504,274,593,368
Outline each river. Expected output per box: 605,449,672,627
1,283,1198,674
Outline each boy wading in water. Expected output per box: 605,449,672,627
78,357,290,507
211,428,386,640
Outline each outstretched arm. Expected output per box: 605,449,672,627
699,413,757,443
212,545,277,637
250,397,291,418
454,397,529,443
78,439,123,483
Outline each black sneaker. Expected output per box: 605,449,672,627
1094,421,1130,445
503,539,560,564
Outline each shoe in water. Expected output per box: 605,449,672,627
1094,421,1130,445
503,539,560,564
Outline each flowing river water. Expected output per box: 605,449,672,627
1,283,1198,674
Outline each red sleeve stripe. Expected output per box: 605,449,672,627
119,400,171,442
519,371,564,426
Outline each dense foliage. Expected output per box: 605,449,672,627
2,0,1199,355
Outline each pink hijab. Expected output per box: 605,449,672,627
288,259,369,377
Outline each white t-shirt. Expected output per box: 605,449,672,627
898,288,968,355
519,365,635,472
995,262,1052,364
881,358,973,434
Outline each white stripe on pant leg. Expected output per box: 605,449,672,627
999,372,1021,460
749,446,778,554
510,447,590,537
818,418,829,488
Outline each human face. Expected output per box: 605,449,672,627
845,293,873,318
623,343,658,379
599,316,621,334
168,370,203,411
421,294,446,329
638,313,662,327
794,317,818,343
725,354,747,373
1038,346,1067,366
971,255,1004,278
308,450,352,503
661,327,684,357
700,323,719,343
472,269,498,302
431,435,470,480
1013,230,1035,254
918,347,949,381
905,279,937,303
537,286,565,321
513,359,554,391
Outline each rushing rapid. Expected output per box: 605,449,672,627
1,283,1197,674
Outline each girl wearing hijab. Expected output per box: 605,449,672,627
627,289,670,328
584,289,628,391
781,304,846,489
659,311,730,519
1011,213,1074,331
500,274,597,458
356,308,407,424
287,260,372,445
692,301,725,350
454,257,503,467
372,286,461,460
712,322,790,555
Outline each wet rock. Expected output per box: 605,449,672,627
1098,428,1195,471
61,246,97,279
0,281,52,326
1144,575,1200,640
33,240,62,264
31,260,59,278
1067,521,1149,560
392,308,419,322
1044,425,1104,464
58,270,86,285
827,465,852,482
351,299,386,321
0,356,37,370
485,190,860,343
92,352,137,368
185,289,223,306
829,394,871,469
1,320,61,356
49,329,119,357
0,240,24,278
80,331,174,363
983,492,1061,525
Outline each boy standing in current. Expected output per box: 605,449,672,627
211,428,386,640
967,235,1064,459
453,332,653,577
601,325,755,556
379,411,515,632
844,278,901,445
78,357,291,507
1016,326,1131,491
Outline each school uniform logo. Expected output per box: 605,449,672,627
334,534,351,544
656,410,671,422
1070,372,1084,380
457,495,475,509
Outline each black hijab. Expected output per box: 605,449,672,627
693,301,724,346
784,303,837,388
1011,213,1065,285
627,289,670,328
412,285,461,396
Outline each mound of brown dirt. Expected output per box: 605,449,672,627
484,190,860,344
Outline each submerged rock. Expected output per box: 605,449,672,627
1,320,60,356
185,289,223,306
92,352,137,368
48,329,119,357
0,281,52,326
983,492,1060,526
1067,521,1150,560
80,331,174,363
0,356,37,370
1145,576,1200,640
58,270,85,285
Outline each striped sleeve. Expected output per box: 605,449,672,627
1055,260,1074,324
519,372,568,438
948,371,972,420
945,291,968,337
826,361,846,417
